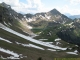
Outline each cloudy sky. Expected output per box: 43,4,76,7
0,0,80,15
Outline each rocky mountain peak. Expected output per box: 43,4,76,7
49,8,61,15
0,2,11,9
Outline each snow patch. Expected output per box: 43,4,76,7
27,18,36,22
62,21,66,24
47,49,56,51
0,37,12,43
0,47,27,59
0,47,19,58
27,44,45,50
66,52,78,55
45,14,51,19
55,38,61,41
74,50,78,53
66,50,78,55
3,21,9,27
24,16,26,18
16,42,44,50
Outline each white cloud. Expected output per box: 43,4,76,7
70,0,80,5
0,0,80,15
0,0,44,14
0,0,20,7
56,5,80,15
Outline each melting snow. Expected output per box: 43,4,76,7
4,21,9,27
24,16,26,18
0,37,12,43
27,44,45,50
7,56,20,59
47,49,56,51
0,47,27,59
55,38,61,41
74,50,78,53
66,50,78,55
0,23,67,50
45,14,51,19
0,47,19,59
16,42,44,50
27,18,35,22
66,52,78,55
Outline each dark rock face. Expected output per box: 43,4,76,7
57,28,80,46
49,8,61,15
0,2,11,9
25,13,33,18
0,2,24,24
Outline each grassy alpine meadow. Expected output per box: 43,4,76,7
54,58,80,60
0,2,80,60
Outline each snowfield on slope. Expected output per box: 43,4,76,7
0,37,12,43
16,41,44,50
0,47,20,59
0,23,67,50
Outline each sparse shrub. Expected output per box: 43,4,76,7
37,57,43,60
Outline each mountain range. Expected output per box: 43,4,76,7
69,15,80,19
0,2,80,60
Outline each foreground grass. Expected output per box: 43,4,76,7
0,28,80,60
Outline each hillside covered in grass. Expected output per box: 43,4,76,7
0,2,80,60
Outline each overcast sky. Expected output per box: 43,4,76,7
0,0,80,15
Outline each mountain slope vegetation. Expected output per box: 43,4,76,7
0,2,80,60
